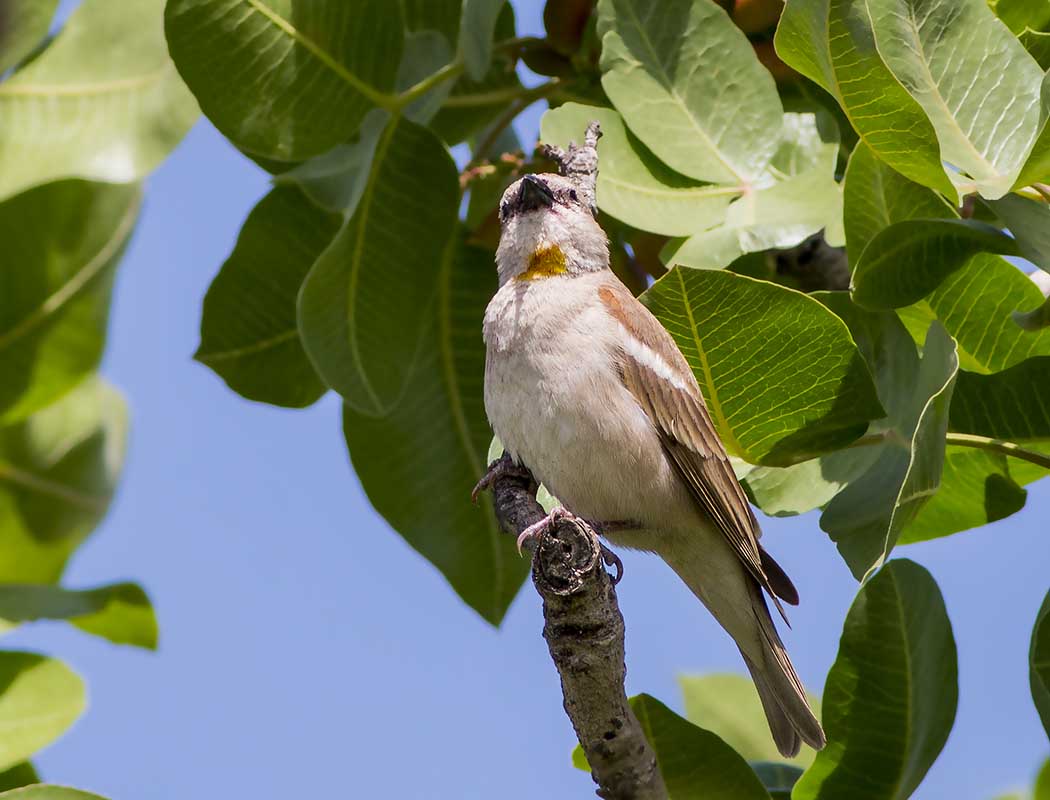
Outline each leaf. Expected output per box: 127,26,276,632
0,763,40,793
0,789,106,800
0,0,58,73
950,357,1050,439
597,0,782,184
865,0,1043,198
0,181,140,424
743,446,882,517
397,31,455,124
540,103,737,237
1037,758,1050,800
196,186,341,408
662,167,843,269
1020,27,1050,68
632,694,772,800
342,234,527,625
164,0,402,161
842,143,957,263
639,268,885,466
0,582,156,649
0,652,85,771
776,0,957,197
459,0,504,80
751,763,803,799
1015,296,1050,331
298,116,459,416
1015,73,1050,189
990,0,1050,32
793,560,958,800
822,323,958,579
678,674,817,767
850,219,1020,310
987,193,1050,272
898,446,1028,543
1032,590,1050,740
0,0,197,200
0,377,127,583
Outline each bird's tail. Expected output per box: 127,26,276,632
741,583,825,757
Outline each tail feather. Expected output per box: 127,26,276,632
745,585,826,755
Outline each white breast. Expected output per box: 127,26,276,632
483,272,697,534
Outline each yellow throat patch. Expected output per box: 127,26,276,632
518,245,567,281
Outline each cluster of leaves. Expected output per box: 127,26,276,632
170,0,1050,793
0,0,198,793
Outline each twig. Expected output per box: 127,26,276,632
484,455,668,800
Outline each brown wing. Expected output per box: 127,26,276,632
598,280,798,614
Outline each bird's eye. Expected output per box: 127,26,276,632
569,189,578,202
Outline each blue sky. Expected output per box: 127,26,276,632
9,2,1050,798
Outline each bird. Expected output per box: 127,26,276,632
479,124,825,758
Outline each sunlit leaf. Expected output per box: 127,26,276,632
196,185,341,408
793,560,958,800
0,181,139,424
0,788,106,800
0,0,58,74
0,652,84,772
0,0,197,200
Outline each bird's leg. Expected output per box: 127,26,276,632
518,512,633,585
515,506,576,553
588,520,639,586
471,456,532,504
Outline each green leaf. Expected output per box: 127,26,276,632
0,377,127,583
793,560,958,800
540,103,736,237
0,0,197,200
987,193,1050,272
597,0,782,184
742,446,882,517
950,357,1050,439
0,789,106,800
990,0,1050,32
0,181,140,424
0,652,85,771
1015,73,1050,189
1030,590,1050,740
402,0,461,42
459,0,504,80
865,0,1043,198
632,694,772,800
640,268,885,466
1014,295,1050,331
397,31,455,124
776,0,957,197
851,219,1020,310
299,117,459,416
165,0,402,161
0,762,40,793
678,674,817,768
196,186,341,408
0,0,58,74
1036,758,1050,800
662,167,843,269
0,582,157,649
342,234,527,625
898,446,1028,543
822,323,958,579
751,762,803,799
842,143,958,263
1020,27,1050,68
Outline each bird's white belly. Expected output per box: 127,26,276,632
483,279,697,535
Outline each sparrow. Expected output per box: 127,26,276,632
480,130,825,757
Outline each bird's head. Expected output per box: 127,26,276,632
494,173,609,285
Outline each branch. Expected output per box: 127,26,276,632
486,455,667,800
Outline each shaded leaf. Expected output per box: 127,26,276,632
776,0,957,197
1015,296,1050,331
751,762,803,799
0,0,197,200
196,185,341,408
1020,27,1050,68
851,219,1019,310
866,0,1042,198
0,789,106,800
0,582,156,649
541,103,736,237
299,117,459,416
1015,72,1050,189
987,192,1050,272
343,235,526,625
0,0,58,74
1031,590,1050,741
0,378,126,583
0,763,39,793
743,446,881,517
397,31,455,125
640,268,884,466
678,674,817,767
951,357,1050,440
0,652,84,771
632,694,771,800
165,0,402,161
0,181,140,424
459,0,504,80
990,0,1050,32
597,0,782,184
793,560,958,800
822,323,958,579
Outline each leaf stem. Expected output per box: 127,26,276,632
944,432,1050,470
394,59,465,109
443,79,562,108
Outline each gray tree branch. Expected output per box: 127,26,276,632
486,454,668,800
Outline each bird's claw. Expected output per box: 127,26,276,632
471,457,530,504
516,509,626,584
516,507,575,554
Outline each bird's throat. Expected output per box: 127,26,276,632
517,245,567,281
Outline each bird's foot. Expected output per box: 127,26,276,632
515,506,577,554
516,510,629,585
471,456,531,504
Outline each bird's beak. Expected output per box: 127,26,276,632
518,174,555,212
